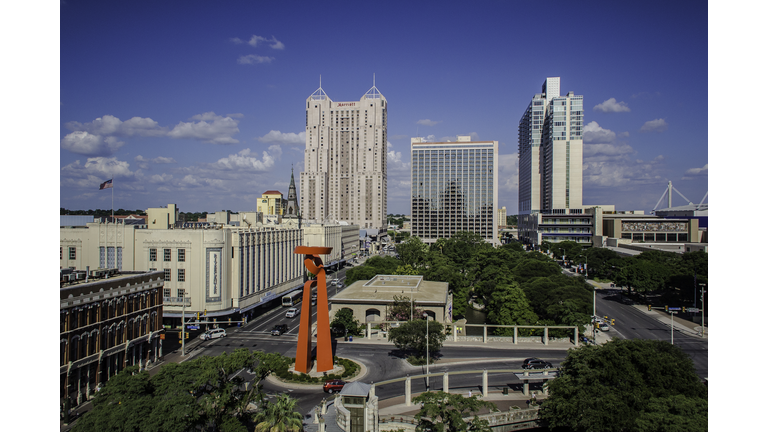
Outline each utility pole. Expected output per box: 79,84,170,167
701,285,706,337
671,312,674,345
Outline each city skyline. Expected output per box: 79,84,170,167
58,1,708,216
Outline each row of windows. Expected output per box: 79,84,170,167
149,248,185,262
61,313,158,366
62,290,159,333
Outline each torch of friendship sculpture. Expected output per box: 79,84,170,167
293,246,333,373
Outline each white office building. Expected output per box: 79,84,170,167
61,204,358,325
518,78,587,247
301,80,388,231
410,136,499,245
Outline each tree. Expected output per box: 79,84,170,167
330,307,363,336
388,319,446,358
253,393,304,432
387,294,422,321
539,339,707,432
484,283,539,335
396,236,428,269
412,391,495,432
73,350,292,432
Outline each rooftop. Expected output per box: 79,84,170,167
331,275,449,305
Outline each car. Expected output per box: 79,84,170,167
599,324,611,332
199,328,226,341
311,293,318,301
330,279,339,286
286,307,299,318
271,324,288,336
323,379,346,394
521,358,552,369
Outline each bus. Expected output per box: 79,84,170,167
282,290,302,307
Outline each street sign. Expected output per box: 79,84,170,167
187,325,200,330
687,307,700,313
668,307,681,311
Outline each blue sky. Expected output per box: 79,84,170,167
57,0,708,216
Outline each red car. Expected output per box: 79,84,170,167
323,379,346,394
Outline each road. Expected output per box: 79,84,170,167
188,265,708,417
594,287,708,378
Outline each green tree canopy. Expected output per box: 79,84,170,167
485,282,539,335
73,349,295,432
413,391,495,432
539,339,707,432
388,319,446,358
330,307,364,336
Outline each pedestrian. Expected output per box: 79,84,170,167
468,390,472,398
531,391,537,405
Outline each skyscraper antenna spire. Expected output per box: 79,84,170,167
373,73,375,87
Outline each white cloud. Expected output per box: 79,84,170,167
583,121,616,144
640,118,668,133
61,131,125,156
237,54,274,64
583,142,635,160
593,98,630,113
247,35,285,49
498,153,519,193
257,130,306,145
135,155,177,170
213,146,282,171
65,115,166,137
60,157,135,190
682,164,708,180
416,119,440,126
387,141,410,171
167,112,240,144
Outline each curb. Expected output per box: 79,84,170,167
264,356,369,390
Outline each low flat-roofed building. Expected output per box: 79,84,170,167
329,275,451,324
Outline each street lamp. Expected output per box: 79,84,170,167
423,312,430,391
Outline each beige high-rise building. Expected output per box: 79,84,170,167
300,80,387,230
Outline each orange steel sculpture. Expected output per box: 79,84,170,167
293,246,334,373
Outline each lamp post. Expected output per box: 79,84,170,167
423,312,429,391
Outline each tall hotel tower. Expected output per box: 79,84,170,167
300,80,388,230
411,136,499,245
518,77,585,245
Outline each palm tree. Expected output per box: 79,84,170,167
253,393,303,432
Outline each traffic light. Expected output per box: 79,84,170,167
648,305,652,311
204,309,207,316
665,305,669,312
611,319,615,326
196,312,200,320
682,307,686,313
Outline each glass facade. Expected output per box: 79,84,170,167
411,141,497,243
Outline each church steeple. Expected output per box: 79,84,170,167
285,166,299,217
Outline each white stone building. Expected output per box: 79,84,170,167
300,81,388,231
61,205,358,325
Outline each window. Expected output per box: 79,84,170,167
150,248,157,261
163,288,171,298
163,269,171,281
177,289,185,298
164,249,171,262
69,247,76,260
178,269,185,282
178,249,185,262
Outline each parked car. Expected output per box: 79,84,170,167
521,358,552,369
286,307,299,318
599,324,611,332
271,324,288,336
323,379,346,394
199,328,226,341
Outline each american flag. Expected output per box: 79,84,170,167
99,179,113,190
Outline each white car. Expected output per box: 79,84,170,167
286,308,299,318
199,328,226,341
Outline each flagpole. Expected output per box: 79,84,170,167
112,176,115,270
